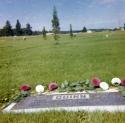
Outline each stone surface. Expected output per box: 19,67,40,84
12,92,125,110
52,93,90,100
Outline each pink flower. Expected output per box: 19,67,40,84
91,77,101,87
20,84,31,91
121,79,125,86
48,82,58,91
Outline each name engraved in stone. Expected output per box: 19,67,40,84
52,94,90,100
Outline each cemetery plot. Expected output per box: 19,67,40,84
3,92,125,112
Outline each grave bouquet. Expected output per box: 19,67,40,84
117,79,125,96
1,84,31,109
20,84,31,97
10,84,31,103
57,80,94,92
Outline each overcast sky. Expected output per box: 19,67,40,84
0,0,125,31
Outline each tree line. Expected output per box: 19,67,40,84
0,6,88,38
0,6,125,38
0,20,32,36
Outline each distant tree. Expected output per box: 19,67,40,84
0,29,4,36
124,23,125,30
0,29,1,36
2,20,13,36
42,26,47,39
69,24,73,37
15,19,22,36
25,23,32,35
82,26,87,32
113,28,118,31
51,6,60,40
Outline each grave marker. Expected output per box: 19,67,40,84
52,94,90,100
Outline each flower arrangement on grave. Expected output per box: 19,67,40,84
57,80,94,92
1,84,31,109
91,77,101,87
3,76,125,110
111,78,121,86
35,85,44,94
121,79,125,86
5,84,31,102
48,82,58,91
114,78,125,96
19,84,31,97
20,84,31,91
11,84,31,102
99,82,109,90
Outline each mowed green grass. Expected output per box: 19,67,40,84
0,31,125,122
0,111,125,123
0,31,125,90
0,31,125,97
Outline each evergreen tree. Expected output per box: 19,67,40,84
15,19,22,36
3,20,13,36
42,26,47,39
82,26,87,32
124,23,125,30
25,23,32,35
0,29,1,36
51,6,60,40
69,24,73,37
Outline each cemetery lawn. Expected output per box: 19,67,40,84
0,31,125,121
0,111,125,123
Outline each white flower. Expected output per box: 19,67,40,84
35,85,44,94
111,78,121,85
99,82,109,90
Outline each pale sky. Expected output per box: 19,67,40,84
0,0,125,31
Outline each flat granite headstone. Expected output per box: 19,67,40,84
3,92,125,112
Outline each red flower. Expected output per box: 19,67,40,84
48,82,58,91
20,84,31,91
121,79,125,86
91,77,101,87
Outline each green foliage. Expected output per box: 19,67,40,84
57,80,94,92
15,19,22,36
70,24,73,37
20,90,30,97
118,86,125,96
0,20,35,36
1,90,30,109
54,33,60,41
25,23,32,35
42,26,47,40
82,26,87,32
61,80,69,88
1,20,13,36
51,6,60,40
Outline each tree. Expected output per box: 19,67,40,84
25,23,32,35
0,29,2,36
124,23,125,30
42,26,47,39
51,6,60,40
2,20,13,36
69,24,73,37
15,19,22,36
82,26,87,32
